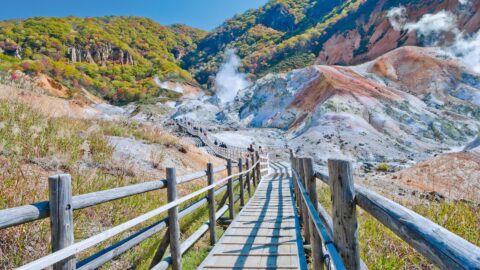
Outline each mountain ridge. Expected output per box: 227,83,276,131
0,16,206,103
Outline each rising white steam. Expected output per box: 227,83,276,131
449,31,480,73
404,11,459,38
386,6,480,73
154,77,184,93
386,6,407,31
215,48,251,104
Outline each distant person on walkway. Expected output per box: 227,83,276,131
248,144,254,153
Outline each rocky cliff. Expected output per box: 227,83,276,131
223,46,480,163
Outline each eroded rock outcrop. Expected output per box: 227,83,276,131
67,44,135,65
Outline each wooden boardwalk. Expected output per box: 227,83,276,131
198,162,307,270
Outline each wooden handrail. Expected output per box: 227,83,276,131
309,163,480,269
76,178,241,269
15,157,265,270
150,205,229,270
0,165,227,229
176,118,254,161
291,162,347,270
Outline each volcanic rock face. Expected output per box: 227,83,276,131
227,46,480,164
316,0,480,66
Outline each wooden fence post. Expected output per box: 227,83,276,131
149,229,170,268
255,151,261,182
207,163,216,245
227,159,235,219
328,159,360,270
293,158,302,221
290,157,298,208
302,158,324,269
167,168,182,270
238,158,245,207
251,154,256,187
48,174,75,270
297,158,310,245
246,158,251,196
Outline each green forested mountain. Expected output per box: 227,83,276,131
183,0,363,85
1,0,478,102
0,16,206,103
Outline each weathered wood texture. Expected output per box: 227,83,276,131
14,150,264,270
251,154,256,187
77,180,234,270
149,229,170,268
167,168,182,270
297,158,311,245
0,166,226,229
246,158,251,196
227,159,235,219
151,205,229,270
207,163,217,245
328,159,361,270
48,174,75,270
290,160,347,270
238,158,245,207
302,158,324,270
356,185,480,269
314,165,480,269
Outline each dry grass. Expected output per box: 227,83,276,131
316,182,480,269
0,99,220,269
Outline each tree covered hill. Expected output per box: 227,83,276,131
183,0,480,86
183,0,362,85
0,16,206,103
1,0,478,102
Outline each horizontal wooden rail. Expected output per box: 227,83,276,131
76,178,239,269
291,166,347,270
15,158,262,270
312,169,480,269
0,166,227,229
151,205,229,270
176,118,251,161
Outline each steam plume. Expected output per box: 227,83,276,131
386,6,407,31
386,6,480,73
154,77,184,93
215,48,251,103
404,11,459,38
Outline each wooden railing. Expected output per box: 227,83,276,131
1,150,269,270
176,118,251,161
290,153,480,270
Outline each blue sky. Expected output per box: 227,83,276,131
0,0,268,30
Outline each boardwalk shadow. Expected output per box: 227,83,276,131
224,162,290,268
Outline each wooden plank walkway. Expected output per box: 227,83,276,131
198,162,307,270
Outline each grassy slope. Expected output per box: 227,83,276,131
0,17,206,103
0,96,219,269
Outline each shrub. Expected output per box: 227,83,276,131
376,163,390,172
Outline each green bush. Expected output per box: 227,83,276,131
376,163,390,172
